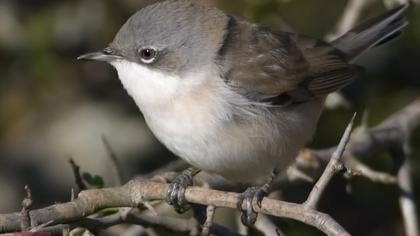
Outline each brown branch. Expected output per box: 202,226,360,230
0,179,350,236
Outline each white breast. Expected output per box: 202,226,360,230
111,60,322,182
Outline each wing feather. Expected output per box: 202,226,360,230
218,16,362,105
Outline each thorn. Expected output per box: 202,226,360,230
69,158,87,192
287,166,314,183
20,185,33,230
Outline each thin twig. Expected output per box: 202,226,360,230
396,142,419,236
304,113,356,209
344,156,397,184
193,204,244,236
69,158,87,192
20,185,33,231
202,205,215,236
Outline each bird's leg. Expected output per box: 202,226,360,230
166,167,201,213
237,169,278,226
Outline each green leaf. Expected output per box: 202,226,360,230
82,172,105,189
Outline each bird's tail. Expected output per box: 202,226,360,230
332,4,409,62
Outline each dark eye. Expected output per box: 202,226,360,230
139,48,157,63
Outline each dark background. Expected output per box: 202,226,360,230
0,0,419,235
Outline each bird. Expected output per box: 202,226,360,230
78,0,408,226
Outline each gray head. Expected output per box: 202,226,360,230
79,1,229,76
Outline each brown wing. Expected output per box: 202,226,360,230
218,16,363,105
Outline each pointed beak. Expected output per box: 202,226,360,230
77,48,122,62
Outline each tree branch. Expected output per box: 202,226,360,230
304,114,356,209
396,142,419,236
0,178,350,236
308,98,420,236
310,98,420,164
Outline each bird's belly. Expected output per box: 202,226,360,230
136,72,324,182
144,110,302,183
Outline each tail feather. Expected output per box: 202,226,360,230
332,4,409,62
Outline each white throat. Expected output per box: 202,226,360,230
111,60,184,109
110,60,248,119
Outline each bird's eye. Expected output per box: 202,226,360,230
139,48,157,63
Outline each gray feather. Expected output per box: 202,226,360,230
332,4,409,62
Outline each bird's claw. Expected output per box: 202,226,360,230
238,185,270,226
166,170,194,213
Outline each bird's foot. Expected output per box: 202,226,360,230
237,184,271,226
237,170,278,226
166,167,200,213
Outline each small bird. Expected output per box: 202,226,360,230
78,1,408,225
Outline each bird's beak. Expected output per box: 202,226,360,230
77,48,122,62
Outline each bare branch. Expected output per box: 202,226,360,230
396,142,419,236
310,98,420,165
344,156,397,184
304,114,356,209
308,98,420,236
202,205,215,236
0,179,350,236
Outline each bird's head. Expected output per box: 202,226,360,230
79,1,229,107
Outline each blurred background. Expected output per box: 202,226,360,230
0,0,419,235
